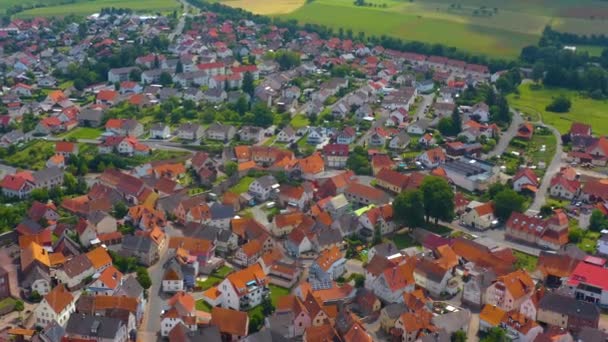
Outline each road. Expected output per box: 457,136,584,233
443,220,542,256
169,0,195,42
528,123,564,212
485,110,523,159
138,223,183,341
413,94,434,122
45,136,195,153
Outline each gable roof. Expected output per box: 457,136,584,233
44,285,74,314
210,307,248,336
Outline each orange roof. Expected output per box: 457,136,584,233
210,307,248,336
473,202,494,216
275,211,305,228
93,295,138,312
314,246,343,272
226,263,266,295
234,145,251,160
167,291,195,313
97,89,118,102
152,162,186,178
238,160,256,172
96,266,123,289
105,118,123,129
169,237,213,254
240,239,262,257
435,245,458,270
44,285,74,314
382,259,416,291
21,241,51,269
296,153,324,174
47,90,66,103
55,141,76,153
86,247,112,270
203,287,222,300
496,269,534,300
480,304,506,326
304,324,340,342
343,322,372,342
48,154,65,165
279,184,305,200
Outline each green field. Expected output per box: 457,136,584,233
508,84,608,135
14,0,179,18
228,176,254,194
59,127,103,140
513,250,538,272
576,45,605,57
214,0,608,59
4,140,55,170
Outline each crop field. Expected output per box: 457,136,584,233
508,84,608,136
215,0,608,58
14,0,179,18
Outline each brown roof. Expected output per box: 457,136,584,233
168,237,213,254
480,304,506,326
496,269,534,300
86,247,112,270
315,246,343,272
210,307,248,336
44,285,74,314
345,182,387,201
304,324,340,342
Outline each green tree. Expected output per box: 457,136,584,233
590,209,608,232
224,161,238,177
176,60,183,73
113,202,128,219
373,225,382,245
136,267,152,289
451,106,462,134
568,227,584,243
545,95,571,113
421,176,455,224
242,71,255,97
234,96,249,116
261,297,274,316
493,189,526,221
451,330,467,342
249,313,263,334
346,146,371,175
438,117,455,136
129,68,141,82
393,190,425,228
159,72,173,86
481,327,507,342
249,103,274,127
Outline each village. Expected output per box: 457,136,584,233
0,4,607,342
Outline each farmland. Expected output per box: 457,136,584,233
214,0,608,59
13,0,179,18
508,83,608,136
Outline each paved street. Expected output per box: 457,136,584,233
413,94,434,121
529,124,564,212
485,110,523,159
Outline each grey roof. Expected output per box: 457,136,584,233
32,320,65,342
151,123,168,131
538,293,600,321
178,122,202,134
121,235,154,253
265,311,294,338
246,329,289,342
78,108,104,122
382,303,407,319
62,253,93,278
87,210,112,226
371,242,399,258
315,228,342,247
432,310,471,335
22,264,50,287
33,167,63,184
577,327,608,342
172,323,222,342
207,122,234,134
114,275,144,299
210,202,234,220
65,314,124,339
255,175,278,188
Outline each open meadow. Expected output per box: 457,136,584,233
13,0,179,18
508,83,608,136
214,0,608,58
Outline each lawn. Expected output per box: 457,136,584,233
578,231,600,254
212,265,233,278
576,45,605,57
195,299,212,312
268,285,290,307
391,232,417,249
15,0,179,17
508,84,608,136
3,140,55,170
196,276,223,291
214,0,305,14
0,298,16,312
290,114,310,129
59,127,103,140
513,250,538,272
527,133,557,169
228,176,255,194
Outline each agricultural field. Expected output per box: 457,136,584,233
508,83,608,136
216,0,608,58
14,0,179,18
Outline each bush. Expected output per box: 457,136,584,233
545,95,571,113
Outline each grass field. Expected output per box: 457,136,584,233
59,127,103,140
508,84,608,135
228,176,254,194
214,0,608,59
576,45,605,57
269,285,290,306
15,0,179,18
290,114,309,129
4,140,55,170
513,250,538,272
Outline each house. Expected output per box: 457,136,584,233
549,173,580,200
285,228,313,257
233,240,263,267
278,184,312,210
442,157,498,192
120,235,159,266
461,201,496,230
581,179,608,202
485,269,534,312
276,126,297,143
323,144,349,168
407,119,431,135
35,285,76,327
505,211,569,250
359,204,395,236
537,293,600,333
176,123,205,141
206,123,236,142
369,127,391,147
108,67,138,83
307,127,326,145
210,307,249,341
88,265,124,295
65,314,128,342
336,127,357,145
214,264,268,311
389,132,411,150
238,126,264,143
371,154,395,176
565,259,608,306
160,292,196,337
369,259,416,303
469,102,490,122
248,175,279,201
394,310,436,342
513,168,539,192
517,122,534,140
570,122,592,138
78,108,105,127
479,305,542,342
28,201,59,222
96,90,120,106
105,119,144,137
150,123,171,139
309,246,346,283
54,253,94,290
344,182,389,206
376,164,410,194
417,147,446,169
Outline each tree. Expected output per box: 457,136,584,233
590,209,608,232
421,176,455,224
113,202,128,219
249,103,274,127
393,190,425,228
451,330,467,342
249,313,263,334
546,95,571,113
346,146,371,175
14,300,24,312
568,227,584,243
159,72,173,86
531,63,544,84
373,225,382,245
176,60,183,73
242,71,255,97
234,96,249,116
438,117,455,136
481,327,507,342
451,106,462,134
129,68,141,82
224,161,238,177
136,267,152,289
493,189,526,221
261,297,274,316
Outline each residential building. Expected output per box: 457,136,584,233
35,285,76,327
537,293,600,333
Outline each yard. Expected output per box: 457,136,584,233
391,232,417,249
195,299,212,312
212,265,233,278
513,250,538,272
508,84,608,135
0,297,16,313
268,285,290,307
290,114,310,129
196,275,223,291
3,140,55,170
578,230,600,254
228,176,255,194
59,127,103,140
505,127,557,176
